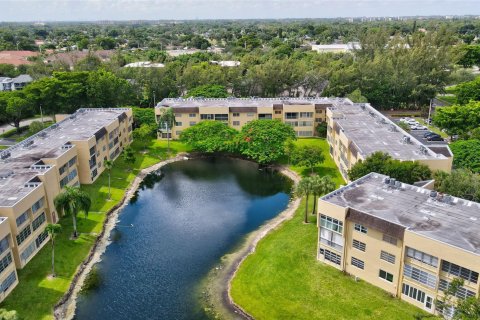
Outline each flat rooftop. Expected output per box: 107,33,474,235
0,108,130,207
157,97,341,109
322,173,480,255
333,103,447,161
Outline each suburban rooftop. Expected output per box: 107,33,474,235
331,102,449,161
157,97,344,108
0,108,130,208
321,172,480,255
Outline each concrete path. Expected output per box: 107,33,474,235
0,116,53,134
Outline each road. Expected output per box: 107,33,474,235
0,116,53,134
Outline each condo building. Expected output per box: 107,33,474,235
326,101,453,180
317,172,480,317
0,108,132,302
155,97,334,139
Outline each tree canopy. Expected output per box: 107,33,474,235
449,140,480,173
433,101,480,138
180,121,238,152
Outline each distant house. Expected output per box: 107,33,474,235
0,75,33,91
210,60,241,67
123,61,165,68
311,42,361,54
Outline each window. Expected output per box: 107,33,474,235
1,271,16,292
320,215,343,233
189,121,196,126
175,113,182,118
402,283,426,303
354,223,367,234
68,169,77,182
68,156,77,167
59,163,68,175
403,264,437,288
176,131,182,135
91,168,98,180
32,212,46,231
247,113,255,117
298,121,313,127
200,114,214,120
438,279,476,300
316,109,323,114
16,225,31,246
233,121,240,126
286,121,298,127
315,118,324,123
275,110,282,114
175,122,182,126
285,112,298,119
352,239,366,252
16,211,28,227
31,198,44,213
35,232,48,248
232,112,240,117
441,261,478,284
189,113,196,118
320,228,344,251
351,257,364,269
0,253,12,275
380,251,396,264
258,114,272,119
324,249,341,265
297,131,313,137
214,114,228,121
382,234,398,246
379,269,394,282
300,112,314,118
0,236,9,255
20,241,36,262
89,146,96,156
406,247,438,267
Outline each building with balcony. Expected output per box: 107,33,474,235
0,108,133,302
317,172,480,317
326,101,452,180
155,97,333,139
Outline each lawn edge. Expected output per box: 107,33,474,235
53,153,187,320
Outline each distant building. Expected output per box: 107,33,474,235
0,75,33,91
318,172,480,317
210,60,241,67
311,42,361,54
123,61,165,68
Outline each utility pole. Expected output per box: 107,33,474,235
427,99,433,126
153,92,156,107
40,105,44,128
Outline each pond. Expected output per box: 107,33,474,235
74,157,292,320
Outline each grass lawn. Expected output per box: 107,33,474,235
0,139,191,320
231,137,430,320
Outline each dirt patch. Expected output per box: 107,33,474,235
200,166,301,319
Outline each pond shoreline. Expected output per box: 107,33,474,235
200,166,301,320
53,154,187,320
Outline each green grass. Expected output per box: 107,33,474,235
231,137,430,320
0,139,191,320
287,138,345,186
230,199,429,320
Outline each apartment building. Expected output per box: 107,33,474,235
0,108,132,302
155,97,333,139
317,172,480,316
326,101,453,180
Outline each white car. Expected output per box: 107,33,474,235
410,125,428,130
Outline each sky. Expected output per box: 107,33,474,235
0,0,479,22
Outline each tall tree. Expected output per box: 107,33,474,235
45,224,62,277
296,177,313,224
104,160,113,199
180,121,238,152
310,175,336,215
292,145,325,174
54,186,91,239
122,146,136,171
157,108,176,153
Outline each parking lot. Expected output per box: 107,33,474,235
391,119,448,146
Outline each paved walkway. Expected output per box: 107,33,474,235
0,116,53,134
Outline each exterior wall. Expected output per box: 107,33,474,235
0,219,18,303
155,103,327,140
317,199,480,315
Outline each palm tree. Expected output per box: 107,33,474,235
45,223,61,277
104,160,113,199
296,177,313,224
311,175,336,215
54,186,91,239
157,108,176,154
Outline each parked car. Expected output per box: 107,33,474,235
410,125,428,130
423,131,434,138
427,135,444,141
424,132,440,139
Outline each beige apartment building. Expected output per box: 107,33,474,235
326,101,453,180
317,172,480,317
0,108,132,302
155,97,333,139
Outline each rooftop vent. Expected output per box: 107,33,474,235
384,177,391,185
0,152,11,160
389,178,396,187
369,111,376,118
430,190,437,198
419,145,428,155
389,124,397,132
402,136,411,144
69,114,76,120
22,140,34,148
360,104,366,110
38,131,47,138
395,181,402,188
444,194,453,205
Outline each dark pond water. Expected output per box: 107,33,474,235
74,157,292,320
